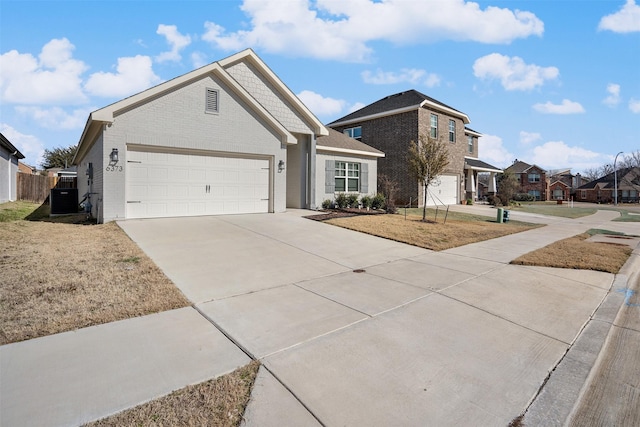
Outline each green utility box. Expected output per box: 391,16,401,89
497,207,503,224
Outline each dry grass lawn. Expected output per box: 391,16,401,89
85,361,260,427
0,219,190,344
325,212,541,251
511,232,633,273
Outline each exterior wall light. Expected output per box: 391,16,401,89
278,160,285,172
110,148,119,163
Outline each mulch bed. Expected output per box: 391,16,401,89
305,208,386,221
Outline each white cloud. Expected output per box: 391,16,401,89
0,38,88,104
297,90,346,116
603,83,621,107
348,102,366,114
0,123,45,166
629,98,640,113
473,53,559,91
155,24,192,63
362,68,441,87
519,131,541,145
530,141,604,171
15,106,93,130
478,134,514,167
191,52,208,69
532,99,585,114
202,0,543,62
598,0,640,33
84,55,161,98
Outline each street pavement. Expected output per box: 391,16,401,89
1,206,637,426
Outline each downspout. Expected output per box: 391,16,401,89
308,134,317,209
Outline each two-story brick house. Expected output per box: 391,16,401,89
327,90,501,206
504,160,548,201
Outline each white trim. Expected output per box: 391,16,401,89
316,145,385,158
419,100,470,124
464,128,482,137
329,105,421,127
330,100,470,127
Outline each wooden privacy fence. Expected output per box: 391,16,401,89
17,174,77,203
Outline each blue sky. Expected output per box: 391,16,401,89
1,0,639,172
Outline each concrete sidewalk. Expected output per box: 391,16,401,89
1,208,636,426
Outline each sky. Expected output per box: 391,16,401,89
1,0,639,173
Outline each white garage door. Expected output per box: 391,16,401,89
426,175,458,206
126,149,270,219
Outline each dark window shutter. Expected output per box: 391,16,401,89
325,160,335,193
360,163,368,193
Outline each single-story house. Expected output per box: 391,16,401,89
0,132,25,203
73,49,382,223
575,167,640,203
18,161,36,175
327,90,501,206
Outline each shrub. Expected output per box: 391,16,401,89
321,199,332,210
466,198,473,205
360,195,373,209
346,193,359,208
513,193,535,202
371,193,386,210
335,193,348,209
488,195,502,206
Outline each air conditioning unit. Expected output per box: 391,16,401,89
50,188,79,215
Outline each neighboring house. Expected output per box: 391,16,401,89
548,169,587,200
575,167,640,203
18,161,36,174
0,132,25,203
505,160,548,201
327,90,501,206
72,49,382,223
316,128,384,204
549,180,571,201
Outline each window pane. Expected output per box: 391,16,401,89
335,178,346,192
348,178,359,192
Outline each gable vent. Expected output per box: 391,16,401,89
205,88,219,113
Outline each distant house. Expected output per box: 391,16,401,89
575,167,640,204
547,169,587,200
327,90,501,206
18,161,36,174
504,160,548,201
0,132,25,203
549,180,571,201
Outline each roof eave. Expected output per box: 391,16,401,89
317,145,385,158
419,100,470,124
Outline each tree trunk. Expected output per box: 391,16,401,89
422,183,428,221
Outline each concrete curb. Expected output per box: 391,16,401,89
522,245,640,426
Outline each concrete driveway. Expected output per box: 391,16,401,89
116,209,622,426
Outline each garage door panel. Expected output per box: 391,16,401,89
126,150,270,219
427,175,457,206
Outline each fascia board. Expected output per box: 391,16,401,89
329,105,421,127
419,100,470,124
317,145,385,158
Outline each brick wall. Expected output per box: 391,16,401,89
330,106,469,205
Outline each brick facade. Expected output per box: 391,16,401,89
331,107,477,206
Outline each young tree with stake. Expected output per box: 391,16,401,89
408,134,449,221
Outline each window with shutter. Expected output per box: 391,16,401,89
205,88,219,113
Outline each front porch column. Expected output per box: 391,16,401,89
308,134,317,209
466,168,475,192
488,172,497,194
